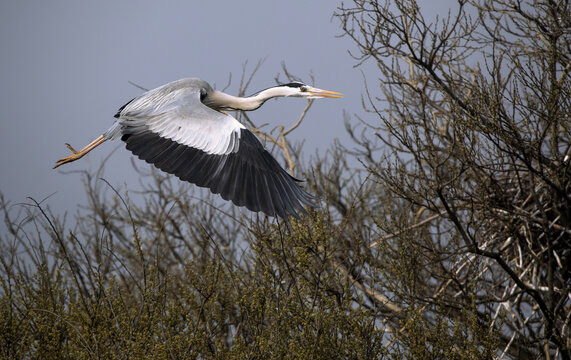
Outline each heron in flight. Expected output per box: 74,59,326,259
54,78,342,219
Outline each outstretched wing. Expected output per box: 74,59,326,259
116,86,316,219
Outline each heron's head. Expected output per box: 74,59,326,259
280,82,343,99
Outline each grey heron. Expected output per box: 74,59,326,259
54,78,342,219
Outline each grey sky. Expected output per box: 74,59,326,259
0,1,366,217
0,1,444,219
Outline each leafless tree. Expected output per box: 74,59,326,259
336,0,570,358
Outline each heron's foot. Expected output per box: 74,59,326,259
53,135,106,169
54,153,83,169
54,143,83,169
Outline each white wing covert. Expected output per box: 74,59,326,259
119,89,244,155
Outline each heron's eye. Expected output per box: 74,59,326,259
300,86,308,92
200,89,208,101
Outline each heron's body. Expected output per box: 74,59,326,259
55,77,341,219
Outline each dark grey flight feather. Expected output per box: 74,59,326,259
121,128,316,219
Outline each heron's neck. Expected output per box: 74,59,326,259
209,87,291,111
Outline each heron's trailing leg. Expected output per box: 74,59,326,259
54,135,106,169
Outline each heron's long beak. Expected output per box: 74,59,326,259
307,86,343,98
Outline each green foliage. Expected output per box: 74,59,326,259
0,205,388,359
390,301,498,360
0,184,506,359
